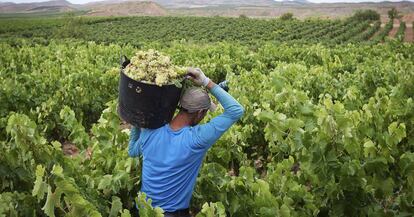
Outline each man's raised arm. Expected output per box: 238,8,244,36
191,76,244,149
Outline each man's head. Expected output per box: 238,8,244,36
179,87,216,126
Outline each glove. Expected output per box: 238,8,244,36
218,80,229,92
187,67,210,87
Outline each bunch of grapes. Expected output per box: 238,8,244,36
124,49,186,86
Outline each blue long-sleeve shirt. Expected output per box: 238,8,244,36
128,84,244,212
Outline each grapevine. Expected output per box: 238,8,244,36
0,10,413,217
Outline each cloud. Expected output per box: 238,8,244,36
3,0,413,4
276,0,410,2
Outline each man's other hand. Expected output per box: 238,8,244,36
187,67,210,87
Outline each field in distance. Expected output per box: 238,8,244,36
1,0,414,23
1,8,413,45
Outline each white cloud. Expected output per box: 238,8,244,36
307,0,411,2
276,0,410,2
2,0,413,5
0,0,101,3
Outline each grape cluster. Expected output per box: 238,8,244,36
124,49,186,86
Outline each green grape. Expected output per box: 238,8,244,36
124,49,186,87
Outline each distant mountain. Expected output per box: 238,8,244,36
0,0,75,13
1,0,413,17
279,0,310,3
83,0,133,7
272,0,310,5
153,0,278,8
86,1,166,16
0,2,15,7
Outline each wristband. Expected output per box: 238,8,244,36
202,77,210,87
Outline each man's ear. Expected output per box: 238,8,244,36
196,110,206,119
197,110,204,118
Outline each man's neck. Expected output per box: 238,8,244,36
169,112,192,131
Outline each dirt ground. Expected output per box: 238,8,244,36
386,19,414,42
62,141,92,159
404,23,413,42
62,141,80,156
370,27,383,40
402,13,414,24
388,19,400,38
381,13,414,23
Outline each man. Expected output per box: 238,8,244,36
128,67,244,217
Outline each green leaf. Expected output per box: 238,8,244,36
32,165,48,201
363,140,376,157
387,122,406,146
42,186,56,217
120,209,131,217
197,202,226,217
109,196,122,217
279,204,291,217
51,165,63,177
98,175,113,190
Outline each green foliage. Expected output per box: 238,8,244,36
349,21,380,42
135,192,164,217
194,42,414,216
387,7,400,20
60,106,90,149
395,21,406,42
280,13,294,21
352,10,380,21
0,191,38,217
0,40,131,140
1,99,140,216
370,19,394,44
0,28,413,216
196,202,226,217
54,12,86,38
0,11,386,45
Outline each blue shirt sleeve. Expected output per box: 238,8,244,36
192,84,244,150
128,126,141,157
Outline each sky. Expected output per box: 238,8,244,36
1,0,412,5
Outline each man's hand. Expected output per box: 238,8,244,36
187,67,210,87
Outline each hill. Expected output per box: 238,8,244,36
153,0,278,8
86,1,166,16
170,1,414,21
0,0,413,23
0,0,75,13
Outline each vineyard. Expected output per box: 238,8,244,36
2,10,412,46
1,10,414,217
